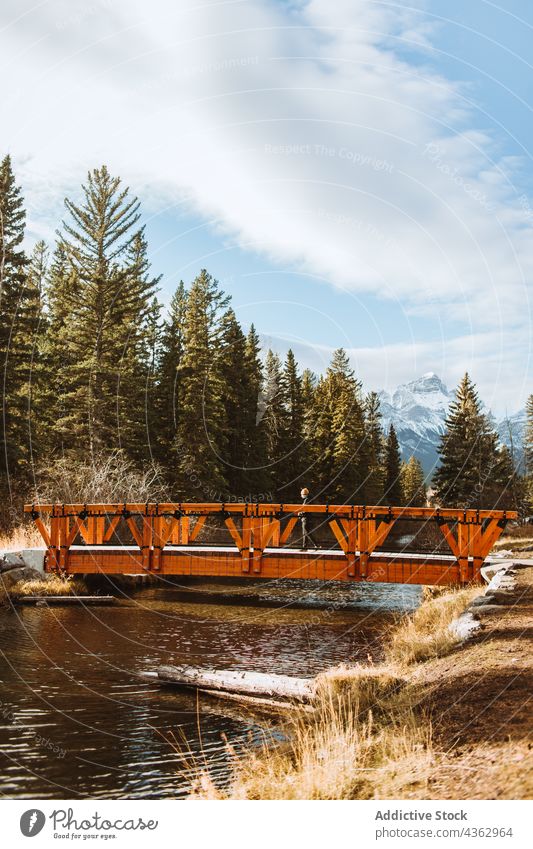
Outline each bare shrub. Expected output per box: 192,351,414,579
0,523,45,551
34,450,168,504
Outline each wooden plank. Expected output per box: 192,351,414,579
280,516,298,545
368,517,396,552
346,519,357,577
142,515,152,571
189,515,207,542
34,517,51,548
438,522,459,558
328,519,348,553
103,515,121,543
261,518,279,549
457,521,470,583
358,518,368,579
241,516,251,573
252,516,263,573
126,517,143,548
224,516,243,551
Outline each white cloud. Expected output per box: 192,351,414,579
1,0,532,410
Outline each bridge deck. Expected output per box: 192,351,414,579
67,545,462,585
25,502,517,586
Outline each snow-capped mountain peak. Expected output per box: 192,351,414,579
378,373,526,475
379,374,452,474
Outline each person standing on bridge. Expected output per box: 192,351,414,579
299,487,319,551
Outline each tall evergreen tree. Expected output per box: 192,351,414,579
157,281,188,476
433,373,513,508
120,294,163,467
308,374,334,499
217,307,249,495
0,155,28,521
307,350,368,502
12,240,48,482
49,166,159,459
114,232,162,464
261,349,287,494
39,243,77,457
241,324,268,495
364,391,385,504
174,269,229,497
328,349,368,502
383,424,403,505
279,349,306,499
400,455,426,506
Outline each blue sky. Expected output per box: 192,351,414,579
2,0,532,413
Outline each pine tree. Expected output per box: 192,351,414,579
383,424,403,505
39,243,78,457
120,294,163,467
279,349,306,499
364,391,385,504
260,349,287,494
241,324,268,496
301,369,317,439
433,373,512,508
400,455,426,506
157,281,188,478
114,232,162,464
328,349,368,503
0,155,28,521
50,166,159,460
308,374,334,499
174,269,229,497
305,350,368,502
11,240,48,482
217,307,249,496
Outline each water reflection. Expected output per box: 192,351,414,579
0,579,420,798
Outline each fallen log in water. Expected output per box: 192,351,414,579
142,670,313,715
156,664,315,703
15,595,116,605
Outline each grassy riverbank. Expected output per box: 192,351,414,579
192,572,533,800
8,575,88,599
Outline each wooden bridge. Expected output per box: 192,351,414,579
24,502,516,586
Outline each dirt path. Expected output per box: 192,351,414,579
411,563,533,799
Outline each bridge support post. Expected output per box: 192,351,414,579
141,513,153,572
241,515,251,573
347,519,358,578
458,521,470,583
152,514,163,572
48,512,60,573
252,516,263,573
58,514,69,573
358,517,368,579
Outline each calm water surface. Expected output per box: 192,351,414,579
0,579,420,798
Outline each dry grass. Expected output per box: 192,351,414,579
191,669,434,800
385,586,482,666
0,523,45,551
9,575,87,598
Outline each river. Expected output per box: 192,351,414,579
0,579,420,799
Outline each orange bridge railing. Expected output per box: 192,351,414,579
24,502,516,586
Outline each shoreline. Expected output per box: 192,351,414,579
193,562,533,800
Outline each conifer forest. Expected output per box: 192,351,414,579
1,156,531,529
